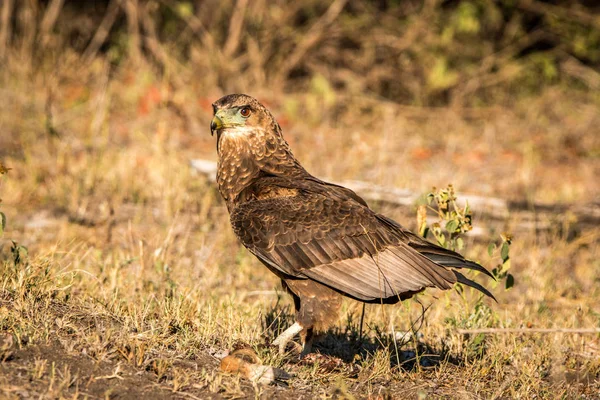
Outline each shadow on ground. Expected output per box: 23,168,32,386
261,300,464,372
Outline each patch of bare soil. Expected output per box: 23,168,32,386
0,339,174,399
0,334,331,399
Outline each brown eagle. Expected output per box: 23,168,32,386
210,94,494,356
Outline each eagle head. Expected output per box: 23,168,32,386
210,94,276,139
211,94,307,203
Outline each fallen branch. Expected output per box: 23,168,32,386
189,158,600,234
457,328,600,335
190,159,510,218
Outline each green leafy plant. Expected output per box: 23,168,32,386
11,241,29,269
488,234,515,290
0,163,28,269
419,184,514,291
422,185,517,359
420,184,472,253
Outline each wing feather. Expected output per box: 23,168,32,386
230,177,493,302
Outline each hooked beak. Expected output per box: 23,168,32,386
210,115,223,136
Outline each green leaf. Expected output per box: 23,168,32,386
456,237,464,251
438,233,446,246
310,74,336,107
505,273,515,290
502,258,511,271
487,242,496,257
446,220,458,233
454,2,481,34
0,211,5,235
473,333,485,345
501,242,510,261
176,2,194,18
455,282,464,295
11,241,28,266
427,193,434,204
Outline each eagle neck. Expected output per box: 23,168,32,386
216,129,308,206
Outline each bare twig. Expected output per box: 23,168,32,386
156,0,219,54
138,3,201,133
452,30,547,107
45,86,60,138
560,55,600,90
90,61,111,138
373,0,438,54
19,0,39,64
517,0,600,29
123,0,142,63
246,37,265,87
0,0,14,58
275,0,348,84
223,0,248,57
82,0,122,63
457,328,600,334
39,0,64,47
139,3,180,80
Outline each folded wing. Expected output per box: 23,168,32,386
231,180,494,302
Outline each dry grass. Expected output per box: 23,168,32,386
1,3,600,398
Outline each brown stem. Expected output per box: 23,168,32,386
223,0,248,57
83,0,122,63
39,0,64,47
0,0,14,58
123,0,142,63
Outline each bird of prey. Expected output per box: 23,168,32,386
210,94,494,357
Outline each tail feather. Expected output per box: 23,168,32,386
453,271,497,302
422,253,496,280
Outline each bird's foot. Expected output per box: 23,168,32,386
272,322,303,355
394,330,424,344
298,341,312,360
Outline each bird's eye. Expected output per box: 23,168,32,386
240,107,251,117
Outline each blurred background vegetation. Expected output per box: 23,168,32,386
1,0,598,206
2,0,599,201
1,0,600,105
